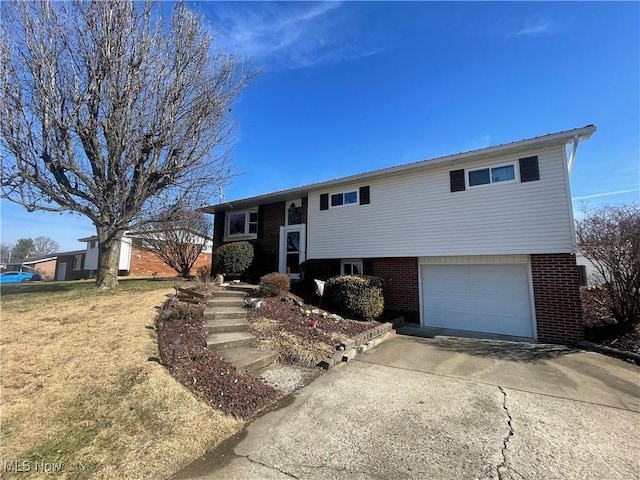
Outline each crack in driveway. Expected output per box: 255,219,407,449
497,386,525,480
239,452,388,479
238,453,300,479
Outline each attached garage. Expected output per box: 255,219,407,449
420,256,535,339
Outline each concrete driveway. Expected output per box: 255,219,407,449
174,334,640,480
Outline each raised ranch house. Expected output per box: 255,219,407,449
204,125,596,344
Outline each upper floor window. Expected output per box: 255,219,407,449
320,186,370,210
331,190,358,207
468,163,516,187
89,241,97,249
225,210,258,240
451,157,538,193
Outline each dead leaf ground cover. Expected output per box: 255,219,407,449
248,293,384,366
582,287,640,357
0,279,241,480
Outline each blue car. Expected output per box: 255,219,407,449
0,271,42,284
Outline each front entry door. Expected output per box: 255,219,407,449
279,225,306,279
57,263,67,281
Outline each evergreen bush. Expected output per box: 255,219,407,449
324,275,384,321
212,241,254,275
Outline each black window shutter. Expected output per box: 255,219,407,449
320,193,329,210
257,205,265,239
450,169,465,192
363,261,374,276
519,156,540,182
359,186,370,205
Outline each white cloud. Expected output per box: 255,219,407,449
202,2,381,70
513,22,551,37
572,188,640,201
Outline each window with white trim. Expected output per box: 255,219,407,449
467,162,517,187
331,190,358,208
224,210,258,240
341,259,363,275
73,255,82,271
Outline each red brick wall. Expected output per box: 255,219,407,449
212,199,309,278
129,246,212,277
530,253,584,344
33,259,56,280
371,257,420,321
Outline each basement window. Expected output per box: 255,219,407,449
341,259,363,275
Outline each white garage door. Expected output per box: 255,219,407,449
421,264,533,338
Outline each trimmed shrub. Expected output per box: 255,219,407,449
212,241,254,275
324,275,384,321
259,272,291,297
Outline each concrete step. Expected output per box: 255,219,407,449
207,331,256,350
216,346,278,373
224,284,259,294
203,317,250,334
207,297,246,308
214,289,249,298
204,307,247,321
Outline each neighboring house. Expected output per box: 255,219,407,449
1,255,58,280
80,235,132,277
575,252,605,286
204,125,596,345
79,229,213,278
54,250,87,281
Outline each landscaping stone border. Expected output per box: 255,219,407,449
317,320,397,370
577,340,640,366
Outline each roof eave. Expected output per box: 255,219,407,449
202,125,596,214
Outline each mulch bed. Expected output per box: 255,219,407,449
247,294,383,354
156,299,280,420
156,286,389,418
581,287,640,357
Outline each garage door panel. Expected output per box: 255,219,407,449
422,264,533,338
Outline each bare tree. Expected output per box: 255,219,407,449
1,1,255,288
0,242,12,263
133,209,212,278
32,236,59,256
576,204,640,327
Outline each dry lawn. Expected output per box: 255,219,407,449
0,279,242,479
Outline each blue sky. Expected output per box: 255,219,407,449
1,1,639,252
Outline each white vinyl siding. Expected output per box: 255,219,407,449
307,146,574,259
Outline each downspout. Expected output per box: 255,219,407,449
567,135,580,174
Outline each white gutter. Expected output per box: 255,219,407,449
567,135,580,174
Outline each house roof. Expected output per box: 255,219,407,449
202,125,596,214
4,255,58,265
55,250,86,257
79,229,211,243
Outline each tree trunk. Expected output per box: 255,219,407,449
95,228,124,289
180,266,191,279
